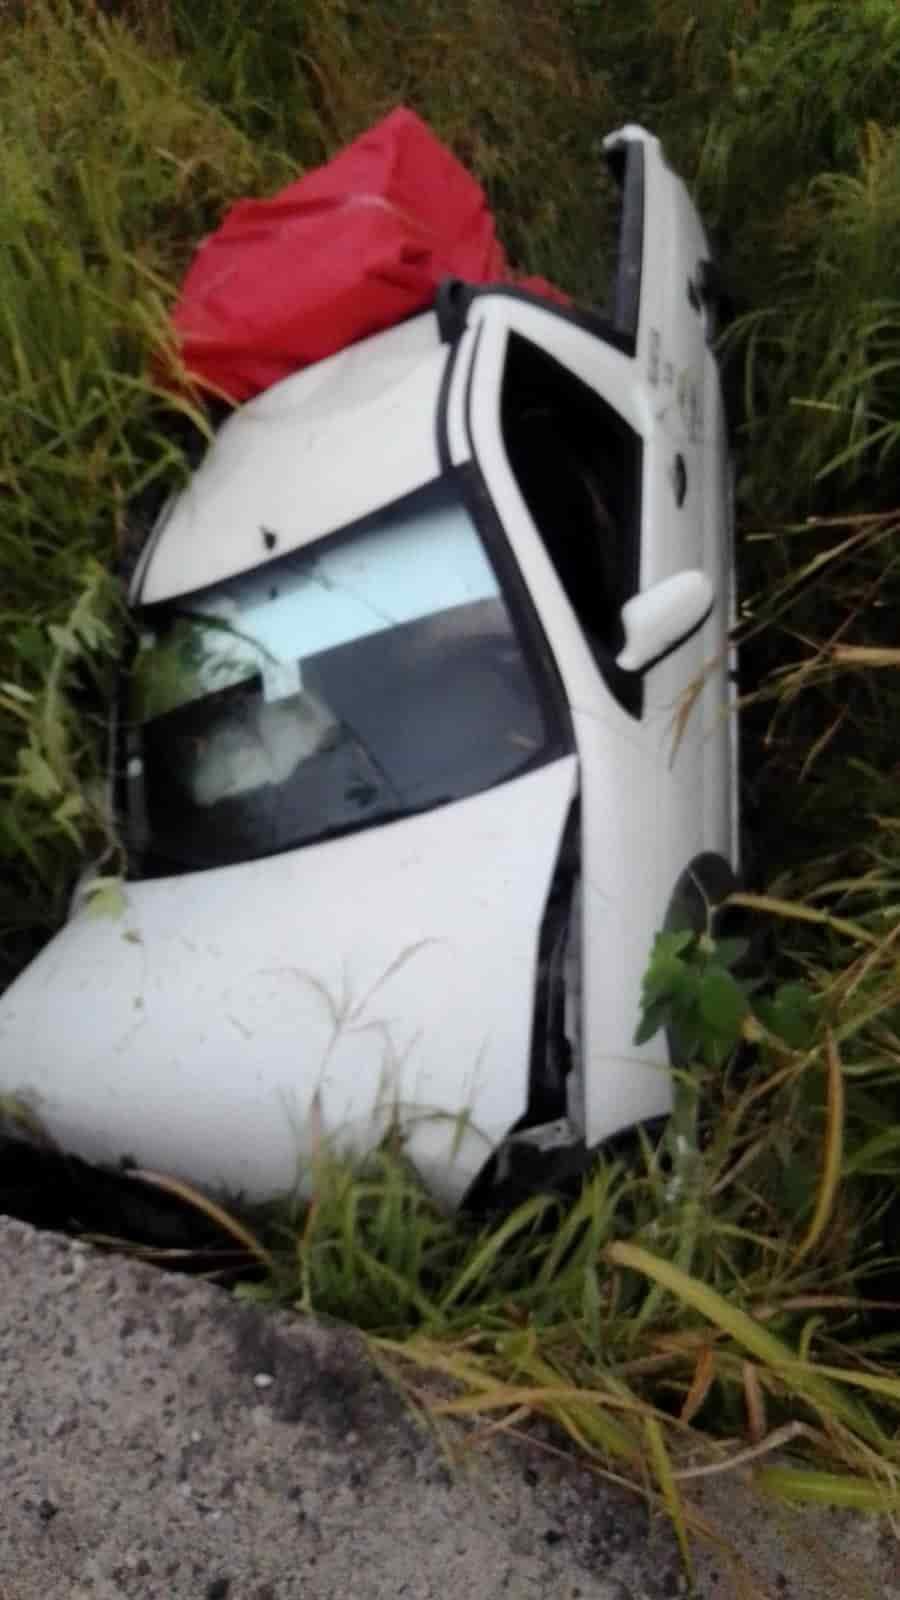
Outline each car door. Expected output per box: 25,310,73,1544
458,300,677,1148
470,306,711,964
614,124,736,872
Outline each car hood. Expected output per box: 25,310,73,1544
0,757,577,1205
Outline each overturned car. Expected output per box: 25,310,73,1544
0,126,739,1206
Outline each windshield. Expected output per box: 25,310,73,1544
122,477,557,875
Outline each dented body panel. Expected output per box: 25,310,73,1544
1,762,577,1205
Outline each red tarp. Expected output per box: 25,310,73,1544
167,107,567,404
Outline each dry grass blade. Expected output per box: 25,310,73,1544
792,1030,845,1267
757,1467,900,1511
742,1362,768,1444
674,1423,826,1483
771,1361,900,1405
727,893,881,947
680,1346,717,1425
828,646,900,667
126,1169,276,1271
375,1336,645,1464
645,1415,694,1581
799,706,848,778
426,1383,662,1421
834,919,900,1006
606,1241,887,1447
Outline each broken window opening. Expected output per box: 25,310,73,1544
500,332,644,718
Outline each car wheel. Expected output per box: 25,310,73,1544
664,851,740,943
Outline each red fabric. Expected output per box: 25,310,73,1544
166,107,568,403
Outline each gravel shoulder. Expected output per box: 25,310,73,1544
0,1218,891,1600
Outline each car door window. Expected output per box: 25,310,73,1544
500,332,643,717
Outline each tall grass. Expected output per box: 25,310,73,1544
3,0,900,1556
0,1,277,975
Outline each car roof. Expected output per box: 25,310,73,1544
132,312,449,606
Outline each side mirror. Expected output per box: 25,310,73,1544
615,570,714,674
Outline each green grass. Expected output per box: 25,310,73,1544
3,0,900,1564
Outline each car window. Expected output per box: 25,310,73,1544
122,477,562,876
500,332,643,717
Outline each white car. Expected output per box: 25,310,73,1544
0,127,739,1207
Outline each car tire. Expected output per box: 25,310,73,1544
663,851,739,942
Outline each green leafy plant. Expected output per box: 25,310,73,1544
636,927,754,1067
